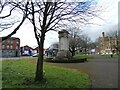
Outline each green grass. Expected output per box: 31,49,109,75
74,54,94,59
2,58,91,88
100,54,119,58
74,54,119,59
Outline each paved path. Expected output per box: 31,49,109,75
47,56,118,88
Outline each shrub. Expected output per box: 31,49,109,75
45,58,87,63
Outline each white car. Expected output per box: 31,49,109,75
32,53,39,57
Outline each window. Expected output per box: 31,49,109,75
16,40,19,45
2,45,5,49
2,41,5,44
16,45,19,49
16,41,19,44
10,45,13,49
7,45,10,49
7,40,10,44
11,40,13,44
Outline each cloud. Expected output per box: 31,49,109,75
81,0,118,41
1,0,118,48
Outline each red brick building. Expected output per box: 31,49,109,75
0,37,20,57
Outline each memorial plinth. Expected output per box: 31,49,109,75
54,29,72,60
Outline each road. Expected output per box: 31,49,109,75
48,56,118,88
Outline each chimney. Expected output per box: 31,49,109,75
102,32,105,37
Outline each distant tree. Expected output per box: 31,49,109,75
107,30,118,38
67,26,82,56
50,42,59,49
80,34,92,54
67,26,93,56
106,27,120,54
1,0,103,81
88,37,99,50
92,37,100,52
88,42,97,49
48,42,59,56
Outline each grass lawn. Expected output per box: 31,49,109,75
74,54,94,59
2,58,91,88
100,54,119,58
74,54,119,59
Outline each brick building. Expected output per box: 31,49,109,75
0,37,20,57
99,32,120,54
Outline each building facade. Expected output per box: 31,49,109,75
20,45,33,56
99,32,120,54
0,37,20,57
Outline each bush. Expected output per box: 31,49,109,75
45,58,87,63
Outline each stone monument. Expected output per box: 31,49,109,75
55,29,72,60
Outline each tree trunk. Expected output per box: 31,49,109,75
71,51,75,56
35,34,45,81
70,47,75,56
84,48,87,55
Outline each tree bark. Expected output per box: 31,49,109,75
35,34,45,81
69,47,76,56
71,48,75,56
72,51,75,56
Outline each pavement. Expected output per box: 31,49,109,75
47,55,118,88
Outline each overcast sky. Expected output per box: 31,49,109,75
1,0,119,49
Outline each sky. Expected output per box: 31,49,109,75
0,0,119,49
82,0,118,40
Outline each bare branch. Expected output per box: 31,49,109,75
31,1,40,46
2,1,29,41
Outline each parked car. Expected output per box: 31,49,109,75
32,53,39,57
32,53,46,57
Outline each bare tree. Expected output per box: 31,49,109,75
67,26,82,56
0,1,29,41
66,26,94,56
80,34,92,54
50,42,59,49
48,42,59,56
28,0,103,81
106,28,120,54
1,0,103,81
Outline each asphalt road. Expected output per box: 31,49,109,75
48,56,118,88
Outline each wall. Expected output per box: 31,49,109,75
0,37,20,57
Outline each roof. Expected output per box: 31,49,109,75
21,45,33,50
0,37,20,40
58,29,69,34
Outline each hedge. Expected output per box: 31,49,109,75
45,58,87,63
